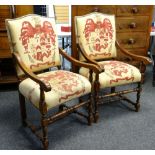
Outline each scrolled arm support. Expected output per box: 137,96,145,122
116,41,152,65
59,48,102,74
13,52,51,92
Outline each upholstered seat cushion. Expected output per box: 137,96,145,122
19,70,91,110
79,60,141,88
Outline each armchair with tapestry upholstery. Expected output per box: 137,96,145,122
5,14,100,149
74,12,152,122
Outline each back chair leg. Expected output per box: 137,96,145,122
18,91,27,126
135,82,142,112
111,87,115,93
58,104,64,112
94,99,99,123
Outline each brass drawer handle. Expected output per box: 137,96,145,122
118,24,123,29
131,7,138,14
93,7,100,12
129,22,137,29
128,38,136,44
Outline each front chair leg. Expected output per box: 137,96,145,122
41,114,49,150
87,93,94,126
94,81,100,123
135,82,142,112
18,91,27,126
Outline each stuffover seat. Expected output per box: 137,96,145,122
6,14,100,149
80,60,141,88
75,12,151,122
19,70,91,110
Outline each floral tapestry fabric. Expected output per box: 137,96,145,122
19,70,91,110
75,12,117,61
6,15,61,76
79,60,141,88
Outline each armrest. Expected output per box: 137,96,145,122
116,41,152,65
59,48,102,74
13,52,51,92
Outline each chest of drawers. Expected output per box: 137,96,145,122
71,5,153,81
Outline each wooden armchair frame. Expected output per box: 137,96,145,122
6,14,101,149
77,40,152,122
12,48,100,149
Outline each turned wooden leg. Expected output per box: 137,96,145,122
58,104,64,112
111,87,115,93
94,89,99,123
87,93,94,126
94,79,100,123
79,97,83,103
41,114,49,150
94,104,99,123
135,82,141,112
18,91,27,126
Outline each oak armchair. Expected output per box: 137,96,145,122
5,14,100,149
74,12,152,122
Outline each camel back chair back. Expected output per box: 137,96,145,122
75,12,117,61
6,14,61,76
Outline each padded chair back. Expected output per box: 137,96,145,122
75,12,117,61
6,14,61,76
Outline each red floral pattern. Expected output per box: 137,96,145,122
83,18,114,57
39,71,86,102
19,19,57,69
102,61,135,84
19,70,91,109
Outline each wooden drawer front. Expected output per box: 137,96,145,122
117,32,147,49
116,16,149,32
117,6,152,16
0,34,10,50
0,6,11,17
0,49,12,58
128,48,147,56
0,6,12,30
76,5,115,15
117,48,147,60
15,5,34,17
0,34,11,58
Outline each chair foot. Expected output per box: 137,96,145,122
42,140,49,150
79,97,83,103
94,112,99,123
22,121,27,127
135,103,140,112
58,105,64,112
19,92,27,126
88,115,93,126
